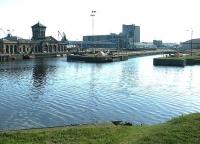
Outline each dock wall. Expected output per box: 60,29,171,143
153,58,186,67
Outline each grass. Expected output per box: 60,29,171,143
0,113,200,144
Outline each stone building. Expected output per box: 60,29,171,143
31,22,67,54
0,22,68,55
0,34,31,54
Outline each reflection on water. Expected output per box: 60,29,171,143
0,56,200,130
32,62,48,89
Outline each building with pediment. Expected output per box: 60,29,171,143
0,22,68,55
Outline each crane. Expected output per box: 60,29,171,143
0,28,6,35
58,31,68,42
0,28,14,37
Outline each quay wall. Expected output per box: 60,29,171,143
67,55,128,63
153,58,186,67
185,58,200,65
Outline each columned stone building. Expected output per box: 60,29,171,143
0,34,31,54
0,22,68,55
30,22,67,54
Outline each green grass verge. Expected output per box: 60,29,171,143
0,113,200,144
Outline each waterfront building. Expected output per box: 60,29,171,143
30,22,67,54
83,24,140,49
122,24,140,43
181,38,200,49
0,22,68,55
0,34,31,54
134,42,157,49
153,40,162,48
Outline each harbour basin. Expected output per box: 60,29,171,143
0,55,200,130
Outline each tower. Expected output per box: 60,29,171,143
31,22,46,40
122,24,140,42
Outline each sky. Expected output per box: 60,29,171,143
0,0,200,43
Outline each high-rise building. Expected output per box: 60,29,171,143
122,24,140,43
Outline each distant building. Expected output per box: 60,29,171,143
83,24,140,49
32,22,46,40
0,34,31,54
153,40,162,48
181,38,200,49
122,24,140,43
30,22,67,53
0,22,68,55
134,42,156,49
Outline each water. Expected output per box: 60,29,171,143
0,55,200,130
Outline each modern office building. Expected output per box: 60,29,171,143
122,24,140,43
153,40,162,48
181,38,200,49
83,24,140,49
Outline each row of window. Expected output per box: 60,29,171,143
33,31,45,38
4,44,67,54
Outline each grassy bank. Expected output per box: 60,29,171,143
0,113,200,144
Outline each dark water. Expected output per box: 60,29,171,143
0,55,200,130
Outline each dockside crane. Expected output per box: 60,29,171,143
58,31,68,42
0,28,14,37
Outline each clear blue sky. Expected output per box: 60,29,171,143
0,0,200,43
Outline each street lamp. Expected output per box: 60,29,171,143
186,28,193,56
190,28,193,56
90,10,96,53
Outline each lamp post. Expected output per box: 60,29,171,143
90,10,96,53
186,28,193,56
190,28,193,56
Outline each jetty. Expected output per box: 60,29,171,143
67,53,128,63
153,51,200,67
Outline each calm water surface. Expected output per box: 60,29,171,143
0,55,200,130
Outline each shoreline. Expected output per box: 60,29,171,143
0,49,174,63
0,113,199,144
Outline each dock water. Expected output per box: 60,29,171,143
0,55,9,62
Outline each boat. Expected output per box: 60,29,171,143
23,54,35,59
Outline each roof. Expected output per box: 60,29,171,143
31,36,58,44
31,22,46,28
2,34,20,42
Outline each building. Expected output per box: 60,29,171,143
30,22,67,54
0,22,68,55
153,40,162,48
181,38,200,49
0,34,31,54
83,24,140,49
122,24,140,43
134,42,157,49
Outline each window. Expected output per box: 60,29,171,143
6,45,9,53
10,45,13,54
14,45,17,53
23,45,25,52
